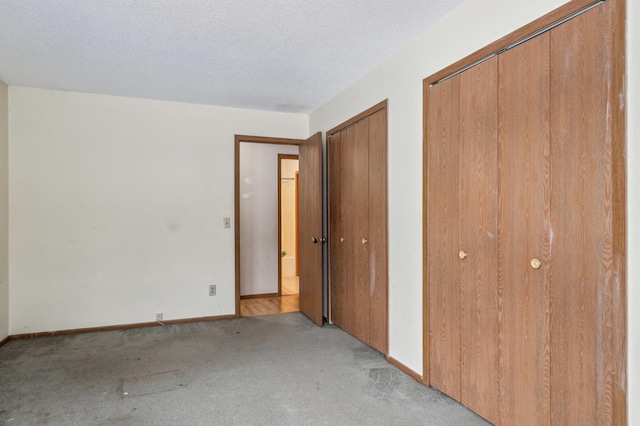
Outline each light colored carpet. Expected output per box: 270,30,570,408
0,313,489,425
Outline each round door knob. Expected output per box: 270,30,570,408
311,237,318,244
340,237,345,243
458,250,467,259
530,258,542,269
362,238,368,245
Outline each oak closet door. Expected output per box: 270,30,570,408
349,119,371,343
498,32,552,426
427,74,461,400
328,132,344,326
458,56,499,424
549,2,615,423
367,108,388,353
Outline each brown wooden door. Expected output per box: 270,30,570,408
458,56,499,424
498,31,552,425
298,132,324,326
327,102,388,354
328,132,344,327
548,3,617,423
427,74,461,400
428,57,500,423
366,106,388,353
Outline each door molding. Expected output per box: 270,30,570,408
234,135,303,317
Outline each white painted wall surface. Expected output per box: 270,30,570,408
627,0,638,422
0,80,8,341
239,143,298,296
310,0,634,391
8,87,307,333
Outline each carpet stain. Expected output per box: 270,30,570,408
368,367,400,396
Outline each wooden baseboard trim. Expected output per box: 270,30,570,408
8,314,237,340
0,336,10,348
240,293,279,300
386,355,424,384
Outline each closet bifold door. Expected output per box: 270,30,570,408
328,131,344,327
498,31,552,426
427,56,499,424
549,2,616,424
458,56,499,424
427,74,461,402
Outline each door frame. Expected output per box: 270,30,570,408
277,153,300,296
234,135,304,316
422,0,626,421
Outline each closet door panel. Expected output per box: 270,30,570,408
458,56,499,424
498,32,551,425
350,119,371,344
341,125,358,335
549,3,614,423
328,132,345,326
368,108,388,353
427,75,461,400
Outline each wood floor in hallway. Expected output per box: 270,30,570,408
240,294,299,316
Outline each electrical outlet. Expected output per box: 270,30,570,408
223,217,231,228
156,312,163,322
209,285,216,296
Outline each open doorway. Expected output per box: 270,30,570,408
235,134,324,323
278,155,299,297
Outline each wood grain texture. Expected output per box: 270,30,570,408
240,295,299,317
350,118,371,344
427,75,461,401
328,132,344,326
298,132,324,326
367,107,388,354
498,32,552,426
327,102,388,353
458,56,499,424
609,0,627,423
423,0,600,85
549,2,615,423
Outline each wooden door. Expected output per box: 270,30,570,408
328,132,344,326
498,32,552,425
458,56,499,424
367,106,388,353
427,74,461,400
327,101,388,353
549,3,617,423
298,132,324,326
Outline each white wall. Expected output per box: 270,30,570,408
627,0,639,422
0,80,8,341
8,87,308,333
310,2,636,411
239,143,298,296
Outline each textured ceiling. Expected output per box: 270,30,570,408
0,0,463,113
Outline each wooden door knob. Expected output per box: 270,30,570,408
530,258,542,269
459,250,467,259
